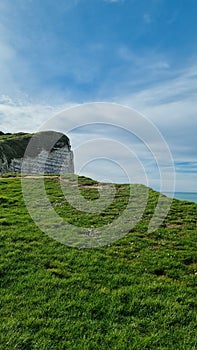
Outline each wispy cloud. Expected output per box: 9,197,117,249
117,64,197,180
117,45,170,70
0,95,74,133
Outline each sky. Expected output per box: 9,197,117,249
0,0,197,192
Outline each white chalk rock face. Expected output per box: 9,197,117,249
0,131,74,175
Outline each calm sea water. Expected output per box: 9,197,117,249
164,192,197,204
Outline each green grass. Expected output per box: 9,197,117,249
0,175,196,349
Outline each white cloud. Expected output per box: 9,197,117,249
0,95,74,133
115,64,197,189
120,64,197,129
118,45,170,71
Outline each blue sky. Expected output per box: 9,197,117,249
0,0,197,191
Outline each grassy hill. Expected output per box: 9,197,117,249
0,175,196,349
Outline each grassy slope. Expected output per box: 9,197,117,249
0,175,196,350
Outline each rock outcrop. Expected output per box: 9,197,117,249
0,131,74,175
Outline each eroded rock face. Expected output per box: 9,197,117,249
0,131,74,175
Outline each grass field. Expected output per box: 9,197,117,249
0,175,196,349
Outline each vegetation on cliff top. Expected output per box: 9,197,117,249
0,174,196,349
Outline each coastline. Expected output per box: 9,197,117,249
164,192,197,204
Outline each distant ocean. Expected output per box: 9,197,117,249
163,192,197,204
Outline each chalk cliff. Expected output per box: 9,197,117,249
0,131,74,175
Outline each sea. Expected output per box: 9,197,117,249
163,192,197,204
